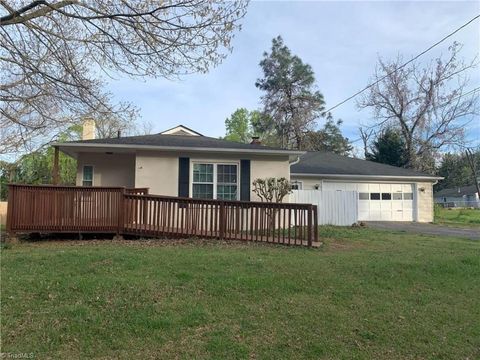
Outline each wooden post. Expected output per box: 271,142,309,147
307,205,313,247
116,188,125,238
219,201,225,239
52,146,59,185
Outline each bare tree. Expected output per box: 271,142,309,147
465,148,480,196
359,126,374,159
358,43,478,172
0,0,248,153
252,177,291,203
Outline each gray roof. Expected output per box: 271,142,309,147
291,151,438,179
59,133,300,153
434,184,479,197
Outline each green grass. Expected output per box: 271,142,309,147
1,228,480,359
435,206,480,227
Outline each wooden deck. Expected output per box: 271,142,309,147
7,184,319,247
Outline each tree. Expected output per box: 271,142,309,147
0,1,248,153
224,108,257,143
223,108,279,146
256,36,325,149
358,43,478,172
436,151,480,191
366,128,407,167
1,125,81,199
303,115,352,155
252,177,291,203
465,148,480,196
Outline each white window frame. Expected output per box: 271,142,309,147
82,165,94,186
291,180,303,190
190,161,240,200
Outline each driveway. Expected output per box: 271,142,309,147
367,222,480,240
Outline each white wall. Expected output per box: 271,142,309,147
290,190,358,226
76,153,135,187
135,151,179,196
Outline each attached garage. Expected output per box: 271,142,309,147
322,182,414,221
291,152,442,223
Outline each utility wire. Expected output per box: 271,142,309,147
324,14,480,114
348,86,480,144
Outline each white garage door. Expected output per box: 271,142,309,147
322,182,414,221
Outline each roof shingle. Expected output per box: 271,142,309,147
291,151,437,178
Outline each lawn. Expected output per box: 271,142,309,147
435,206,480,227
1,228,479,359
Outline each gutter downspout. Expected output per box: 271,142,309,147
289,156,301,166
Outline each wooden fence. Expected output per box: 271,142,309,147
7,184,318,246
290,190,358,226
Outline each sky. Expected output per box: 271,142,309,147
107,1,480,148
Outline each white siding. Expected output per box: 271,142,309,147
290,190,358,226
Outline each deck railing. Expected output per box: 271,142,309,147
7,184,318,246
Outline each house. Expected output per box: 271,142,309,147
55,124,303,202
53,123,441,223
434,185,480,208
290,152,441,222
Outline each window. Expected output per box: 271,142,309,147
82,165,93,186
403,193,413,200
393,193,402,200
359,193,369,200
217,164,237,200
291,181,303,190
382,193,392,200
192,164,214,199
370,193,381,200
192,163,238,200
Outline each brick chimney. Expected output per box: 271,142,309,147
250,136,261,145
82,118,96,140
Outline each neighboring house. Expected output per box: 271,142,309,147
290,152,441,222
54,124,441,222
434,185,480,208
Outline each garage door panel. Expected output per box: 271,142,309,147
322,181,415,222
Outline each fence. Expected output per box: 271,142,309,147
435,200,480,209
290,190,358,226
7,184,318,247
0,201,7,226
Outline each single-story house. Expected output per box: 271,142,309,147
434,184,480,208
54,123,441,223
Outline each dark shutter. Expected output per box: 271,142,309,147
240,159,251,201
178,157,190,197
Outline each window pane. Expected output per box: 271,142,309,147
291,181,302,190
193,164,213,183
83,166,93,181
359,192,369,200
393,193,402,200
82,180,93,187
192,184,213,199
370,193,381,200
382,193,392,200
217,164,237,184
403,192,413,200
217,184,237,200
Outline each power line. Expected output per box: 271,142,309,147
348,86,480,144
324,14,480,114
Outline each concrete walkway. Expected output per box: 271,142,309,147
367,222,480,240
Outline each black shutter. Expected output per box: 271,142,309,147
240,159,251,201
178,157,190,197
